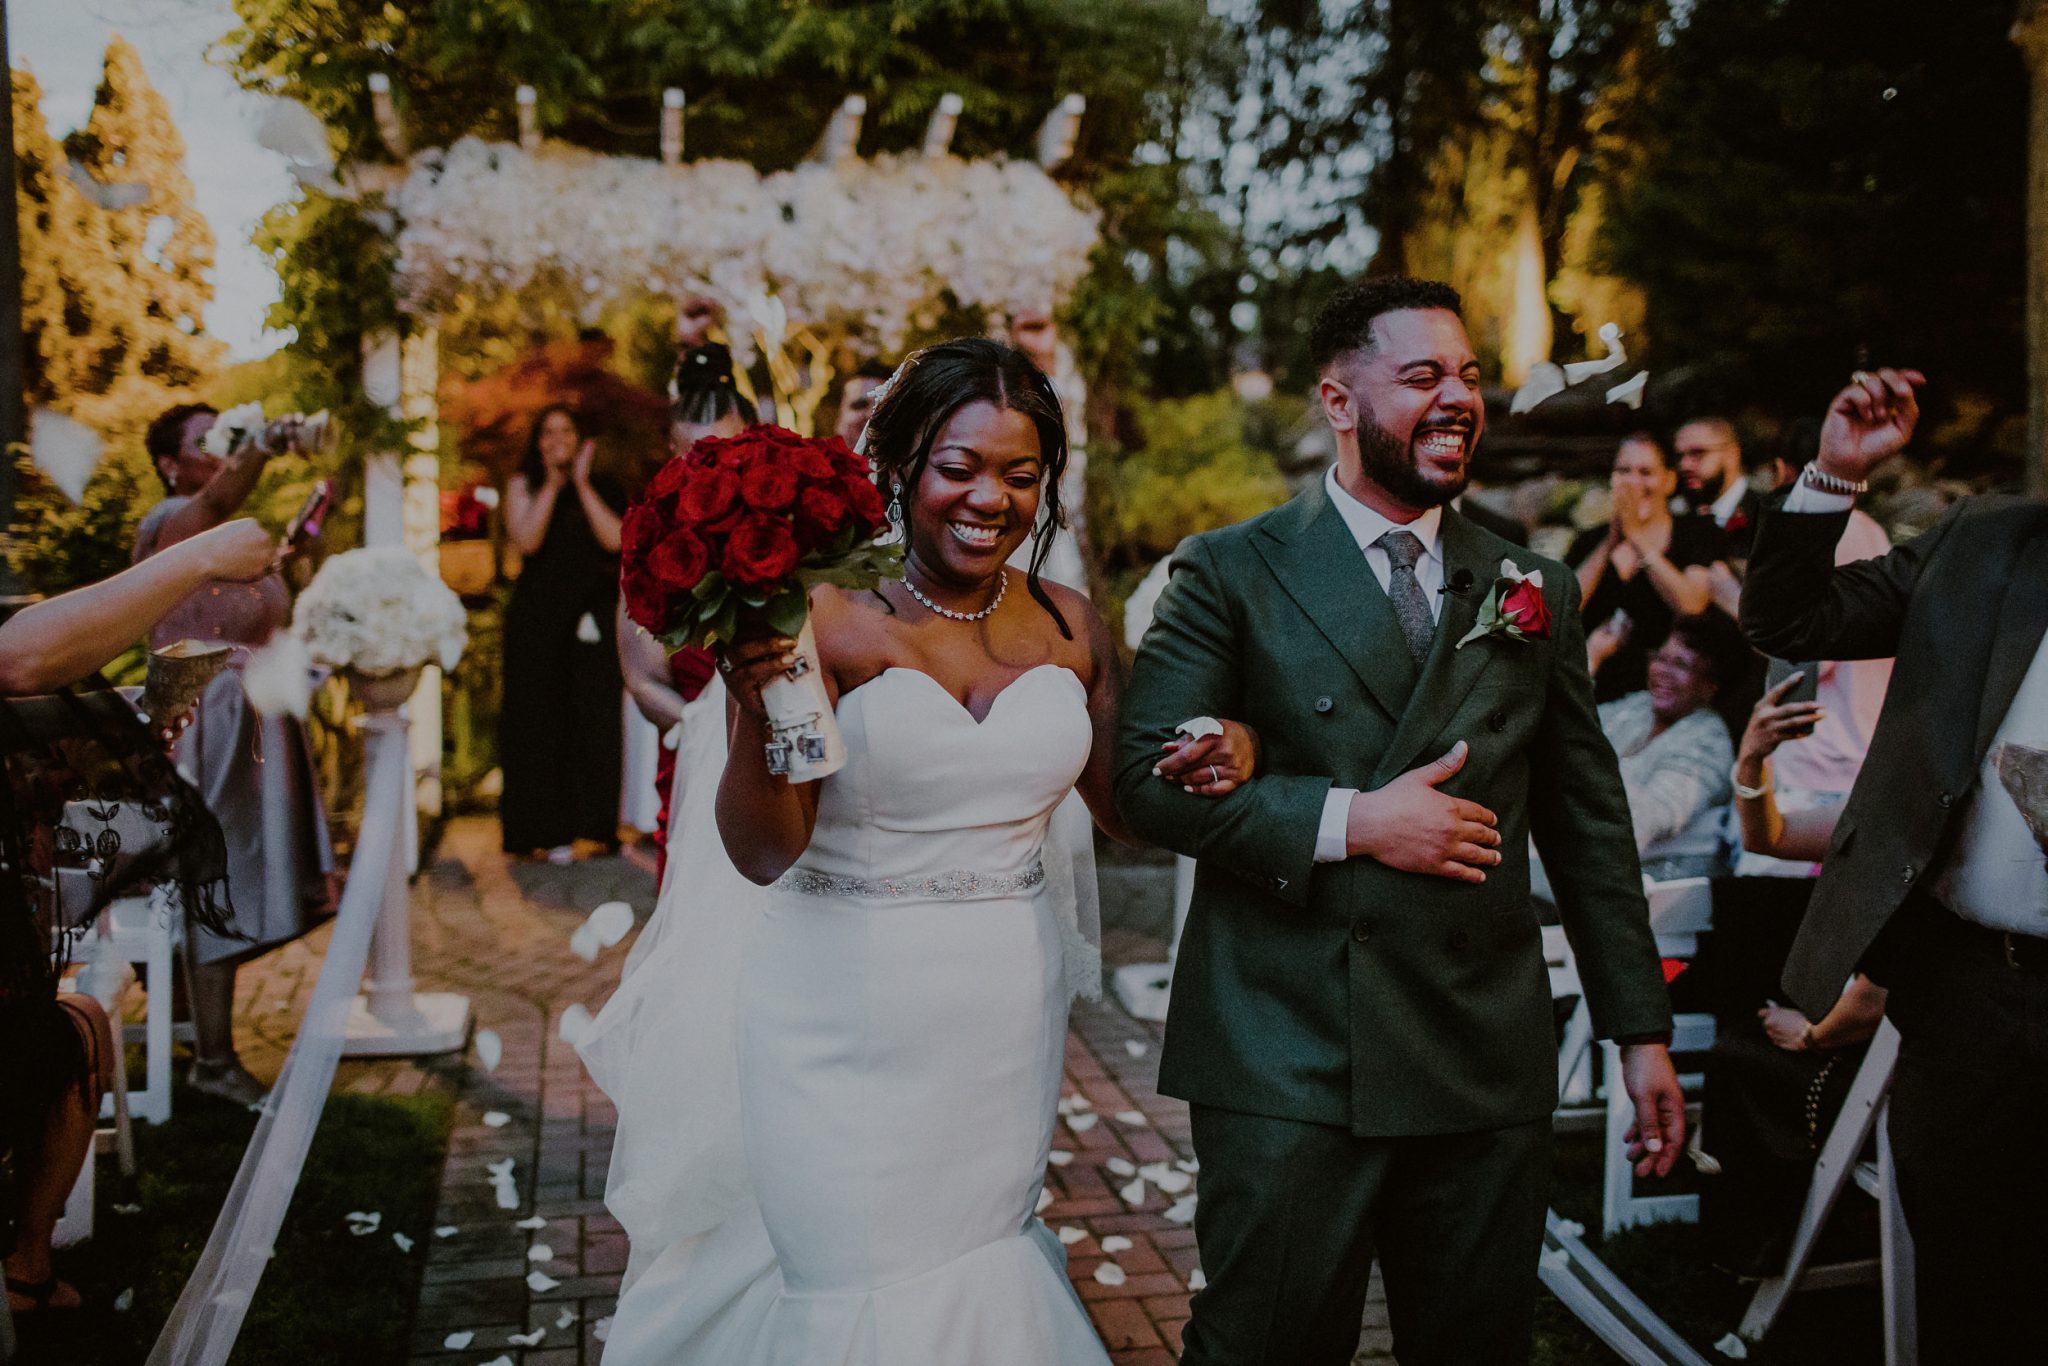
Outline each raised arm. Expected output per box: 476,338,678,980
617,596,685,732
1113,537,1331,907
0,520,280,696
151,439,275,549
504,474,563,555
572,441,623,552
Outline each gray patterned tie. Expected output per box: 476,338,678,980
1375,528,1435,668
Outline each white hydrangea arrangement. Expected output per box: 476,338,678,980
293,547,468,677
389,140,1101,356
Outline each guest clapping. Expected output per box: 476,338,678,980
1571,433,1727,701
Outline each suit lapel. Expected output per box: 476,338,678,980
1973,525,2048,761
1251,485,1416,722
1373,508,1503,784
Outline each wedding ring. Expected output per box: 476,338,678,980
1209,764,1220,786
1851,370,1872,385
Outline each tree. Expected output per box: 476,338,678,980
1599,0,2027,442
12,66,124,407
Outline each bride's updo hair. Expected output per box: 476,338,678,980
859,337,1073,639
671,341,757,427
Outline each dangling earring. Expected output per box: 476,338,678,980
887,486,903,527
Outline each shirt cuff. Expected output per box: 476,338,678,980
1782,480,1855,514
1315,789,1356,863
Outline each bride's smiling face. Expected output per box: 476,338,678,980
903,401,1044,588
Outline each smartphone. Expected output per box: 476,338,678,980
286,478,334,549
1765,656,1820,737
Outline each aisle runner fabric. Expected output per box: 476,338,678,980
146,713,410,1365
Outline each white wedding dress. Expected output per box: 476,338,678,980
580,664,1108,1366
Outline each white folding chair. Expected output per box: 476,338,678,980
1738,1018,1915,1363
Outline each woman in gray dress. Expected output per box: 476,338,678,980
131,403,335,1107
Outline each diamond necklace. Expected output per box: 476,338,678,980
903,569,1007,621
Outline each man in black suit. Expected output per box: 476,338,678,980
1742,366,2048,1361
1674,416,1765,558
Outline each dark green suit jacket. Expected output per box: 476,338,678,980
1114,485,1671,1137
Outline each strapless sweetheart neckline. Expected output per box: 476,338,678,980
840,662,1083,727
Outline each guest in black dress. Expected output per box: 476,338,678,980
499,405,627,858
1568,432,1728,702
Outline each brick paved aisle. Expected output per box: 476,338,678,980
239,816,1393,1364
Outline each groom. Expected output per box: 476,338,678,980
1115,277,1682,1365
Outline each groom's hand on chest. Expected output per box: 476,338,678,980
1342,740,1502,883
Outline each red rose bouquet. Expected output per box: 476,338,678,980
619,425,899,781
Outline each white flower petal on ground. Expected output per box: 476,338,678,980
1067,1112,1098,1132
558,1003,593,1046
1056,1226,1088,1246
486,1159,516,1178
112,1203,141,1215
594,1316,614,1342
528,1244,554,1262
1104,1157,1136,1177
1539,1248,1571,1271
482,1111,510,1128
1164,1194,1198,1224
1714,1334,1750,1359
442,1331,474,1349
1035,1187,1053,1214
481,1357,514,1366
1140,1163,1193,1195
1555,1218,1585,1239
1114,1109,1148,1127
1118,1177,1147,1205
527,1270,561,1293
569,923,602,962
114,1288,134,1312
1047,1149,1074,1167
1123,1040,1148,1058
588,900,635,946
475,1030,503,1072
1093,1262,1127,1287
1099,1235,1133,1254
345,1211,381,1235
1176,1158,1200,1174
556,1308,577,1330
508,1329,546,1347
392,1232,415,1253
515,1215,549,1230
434,1225,458,1238
1188,1267,1207,1290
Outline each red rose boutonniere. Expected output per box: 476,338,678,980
1725,507,1751,537
1456,559,1554,649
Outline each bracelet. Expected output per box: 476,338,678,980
1800,462,1869,497
1731,761,1771,801
1802,1024,1820,1051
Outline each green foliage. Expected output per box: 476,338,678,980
1090,388,1295,575
5,442,159,596
1599,0,2026,429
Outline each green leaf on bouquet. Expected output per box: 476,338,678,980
763,588,809,637
707,596,740,645
691,571,727,602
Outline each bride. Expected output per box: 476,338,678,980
581,338,1254,1364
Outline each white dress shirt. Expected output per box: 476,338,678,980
1312,469,1445,862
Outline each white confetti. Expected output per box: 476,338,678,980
558,1002,593,1046
1124,1040,1149,1058
588,900,635,946
1605,370,1648,409
515,1215,548,1230
1057,1092,1093,1114
575,612,602,643
569,923,602,962
482,1110,510,1128
1119,1176,1148,1205
1100,1235,1133,1253
1093,1261,1127,1287
1067,1112,1099,1132
443,1331,475,1349
1555,1218,1585,1239
1188,1267,1207,1290
1714,1333,1750,1360
1540,1248,1572,1271
1105,1157,1137,1177
392,1232,415,1253
527,1269,561,1293
112,1202,141,1215
474,1029,502,1072
528,1243,554,1262
494,1180,519,1210
556,1307,578,1330
486,1158,516,1178
434,1225,459,1238
1047,1149,1074,1167
1164,1194,1198,1224
508,1328,546,1347
1036,1186,1054,1214
1140,1162,1193,1195
1115,1109,1149,1127
1176,1158,1200,1174
481,1357,514,1366
1057,1225,1088,1245
594,1316,614,1342
345,1210,381,1235
113,1288,135,1312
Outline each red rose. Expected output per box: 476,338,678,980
843,475,887,531
790,444,838,479
798,486,849,539
677,467,741,524
723,515,802,586
645,456,694,508
623,572,673,636
648,529,710,592
740,459,799,511
1499,577,1552,640
620,501,662,565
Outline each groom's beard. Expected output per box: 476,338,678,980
1358,410,1470,510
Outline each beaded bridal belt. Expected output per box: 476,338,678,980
772,859,1046,901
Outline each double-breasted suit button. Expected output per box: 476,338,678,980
1449,929,1472,950
1901,865,1915,884
1487,710,1508,734
1350,922,1371,944
1938,791,1954,809
1314,696,1334,714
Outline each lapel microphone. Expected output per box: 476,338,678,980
1440,569,1475,597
